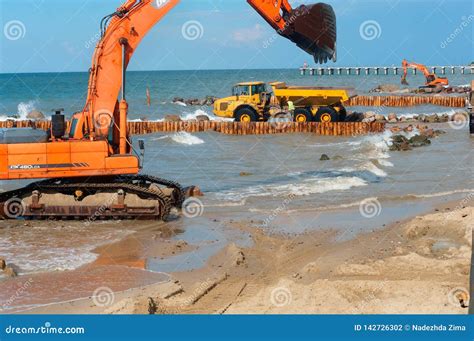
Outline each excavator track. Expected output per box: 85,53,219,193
0,175,185,221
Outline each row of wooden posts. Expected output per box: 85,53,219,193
0,120,386,136
347,95,466,108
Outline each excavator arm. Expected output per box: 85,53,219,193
72,0,338,144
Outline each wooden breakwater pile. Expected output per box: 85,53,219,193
348,95,466,108
0,120,386,136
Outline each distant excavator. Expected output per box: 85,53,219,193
401,59,449,88
0,0,337,220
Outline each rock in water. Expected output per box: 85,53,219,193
409,135,431,148
387,113,398,123
164,114,181,122
196,115,210,122
239,172,253,177
362,111,376,123
27,110,45,120
172,97,184,103
320,154,330,161
3,266,17,277
0,258,5,270
390,135,412,151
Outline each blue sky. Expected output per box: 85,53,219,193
0,0,472,73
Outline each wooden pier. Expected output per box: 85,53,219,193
300,65,474,76
0,121,386,137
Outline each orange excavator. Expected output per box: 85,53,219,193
401,59,449,88
0,0,337,220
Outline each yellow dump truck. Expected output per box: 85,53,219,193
213,81,354,123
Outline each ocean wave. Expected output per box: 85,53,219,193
377,159,394,167
214,176,367,202
153,131,204,145
0,227,132,274
360,161,388,177
0,100,39,121
180,109,233,122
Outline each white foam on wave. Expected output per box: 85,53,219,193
378,159,394,167
180,109,233,122
170,131,204,145
215,176,367,202
174,101,187,107
360,161,388,177
0,101,39,121
360,130,393,159
0,226,132,274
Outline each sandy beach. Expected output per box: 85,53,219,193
2,198,471,315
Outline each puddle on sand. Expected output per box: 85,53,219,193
146,214,253,273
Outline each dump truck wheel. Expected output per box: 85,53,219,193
293,108,312,123
316,107,339,123
235,108,258,122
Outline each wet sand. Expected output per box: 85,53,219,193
4,199,471,315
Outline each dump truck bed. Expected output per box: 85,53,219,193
269,82,355,107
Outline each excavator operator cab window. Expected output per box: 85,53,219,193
69,118,79,138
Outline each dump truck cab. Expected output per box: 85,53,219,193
213,82,270,122
214,81,353,123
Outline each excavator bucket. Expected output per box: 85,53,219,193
280,3,337,64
